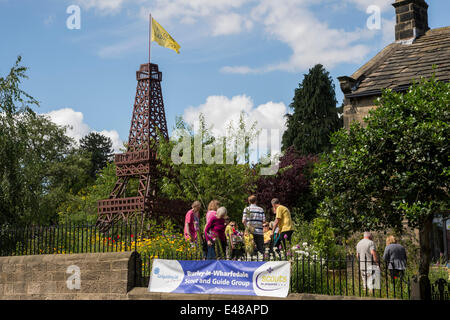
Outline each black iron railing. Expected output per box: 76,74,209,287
137,249,412,300
0,222,139,256
431,278,450,300
2,223,449,300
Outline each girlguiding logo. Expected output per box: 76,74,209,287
252,262,290,297
149,259,184,293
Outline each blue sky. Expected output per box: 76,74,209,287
1,0,449,152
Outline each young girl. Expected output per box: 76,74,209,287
244,227,255,257
205,199,220,226
226,221,244,260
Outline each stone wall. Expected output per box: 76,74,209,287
342,95,379,129
1,251,390,300
0,251,141,300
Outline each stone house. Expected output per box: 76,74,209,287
338,0,450,262
338,0,449,129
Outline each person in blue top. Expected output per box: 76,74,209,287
383,235,407,280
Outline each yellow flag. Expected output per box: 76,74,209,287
151,18,180,54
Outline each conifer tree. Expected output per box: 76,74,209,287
282,64,342,154
79,132,113,180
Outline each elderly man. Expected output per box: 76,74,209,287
356,232,379,288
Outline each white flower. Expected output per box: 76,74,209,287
302,242,308,247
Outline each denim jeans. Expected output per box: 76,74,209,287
206,241,226,259
206,245,216,260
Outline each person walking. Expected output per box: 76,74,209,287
270,198,293,252
184,201,202,243
204,206,228,259
356,232,379,288
383,235,407,281
242,195,266,258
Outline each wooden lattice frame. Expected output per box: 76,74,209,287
97,63,186,230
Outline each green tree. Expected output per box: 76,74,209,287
157,114,258,224
0,56,92,225
57,161,121,224
282,64,342,154
0,56,38,115
0,110,90,225
312,75,449,299
79,132,113,180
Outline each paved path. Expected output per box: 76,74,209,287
127,287,385,300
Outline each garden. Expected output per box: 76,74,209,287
0,59,449,300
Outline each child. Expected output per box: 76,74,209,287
244,227,255,257
263,222,271,245
226,221,244,259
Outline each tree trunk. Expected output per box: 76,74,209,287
417,215,433,300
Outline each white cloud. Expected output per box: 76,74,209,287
143,0,251,22
220,65,260,75
212,13,253,36
44,108,123,152
344,0,392,12
182,95,287,160
97,129,124,153
222,0,374,74
136,0,253,37
82,0,394,74
74,0,126,14
45,108,90,142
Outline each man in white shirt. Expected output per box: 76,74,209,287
356,232,379,288
242,195,266,257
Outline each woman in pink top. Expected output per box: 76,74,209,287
204,206,227,259
184,200,202,242
205,199,220,225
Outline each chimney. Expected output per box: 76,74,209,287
393,0,430,42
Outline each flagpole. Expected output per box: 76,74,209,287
149,13,152,67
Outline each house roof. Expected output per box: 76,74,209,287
339,26,450,98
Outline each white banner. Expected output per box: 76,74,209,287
149,259,291,298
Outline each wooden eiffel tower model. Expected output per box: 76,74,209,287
96,63,185,230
